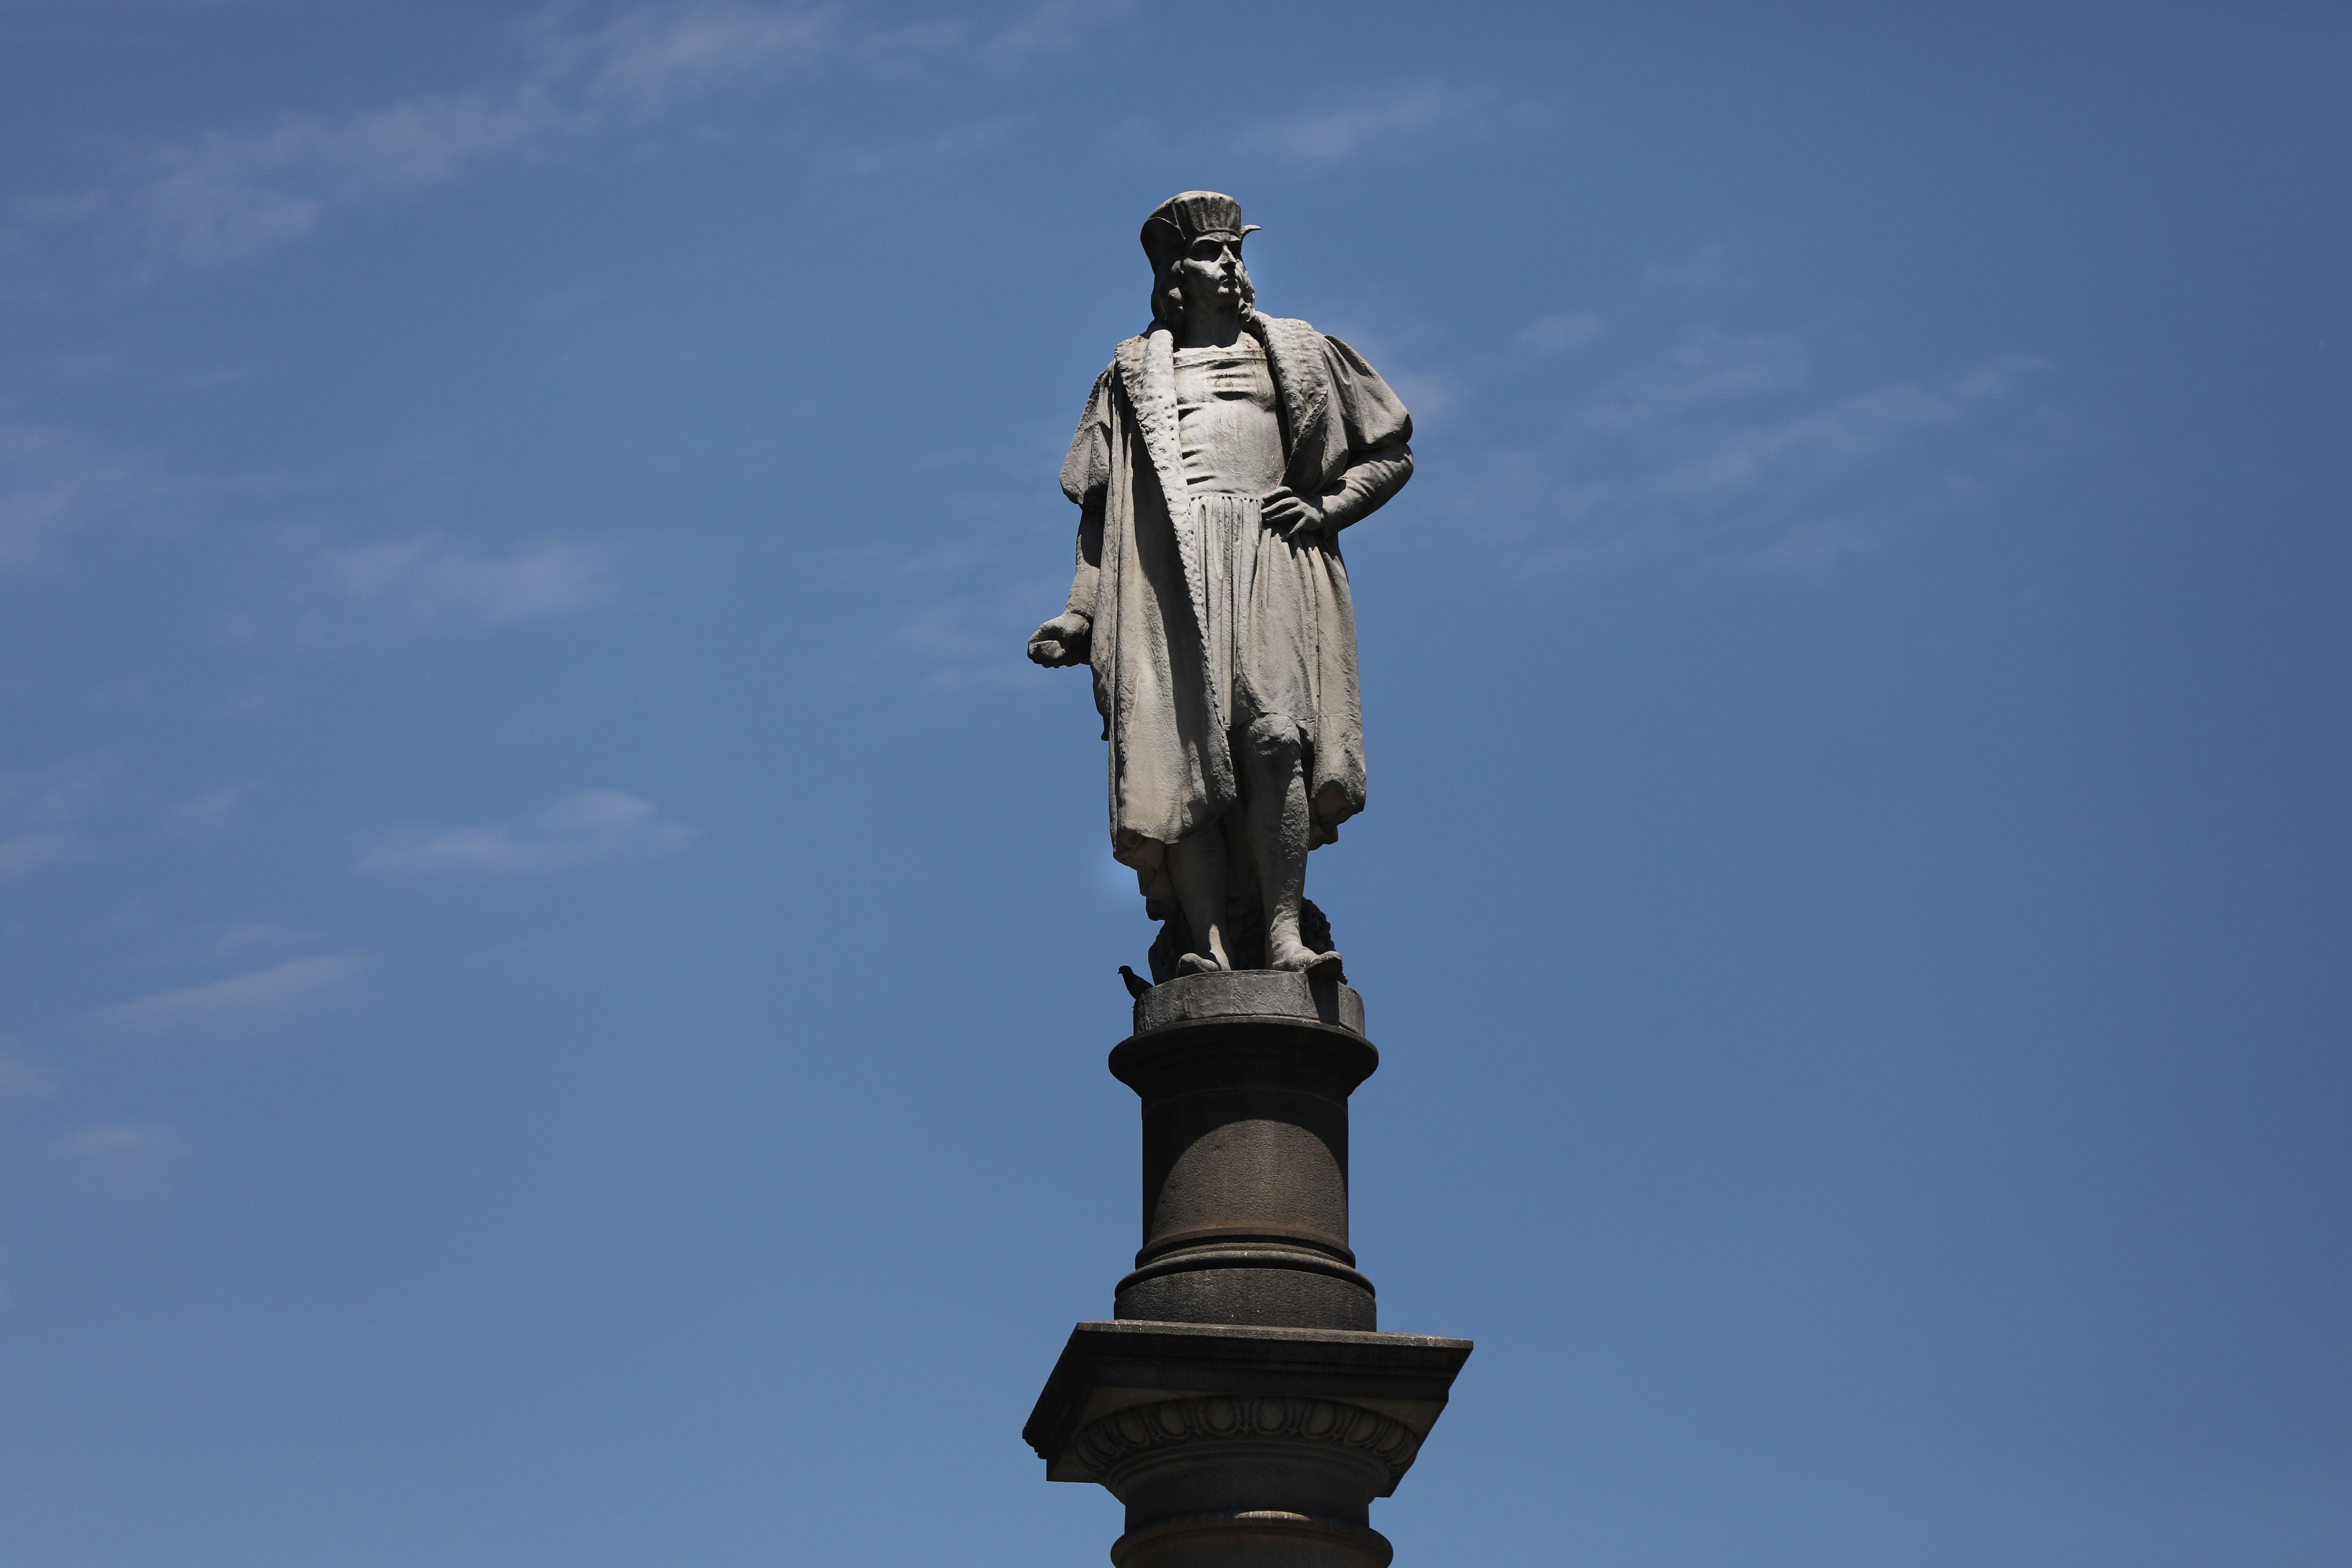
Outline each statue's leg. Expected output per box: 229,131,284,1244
1167,826,1232,971
1239,715,1337,972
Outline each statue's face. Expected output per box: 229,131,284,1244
1174,234,1248,315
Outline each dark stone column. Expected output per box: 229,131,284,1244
1028,973,1470,1567
1113,972,1379,1330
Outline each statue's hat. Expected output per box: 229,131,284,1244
1140,191,1258,270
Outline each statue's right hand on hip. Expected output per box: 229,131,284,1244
1028,611,1092,668
1259,485,1331,541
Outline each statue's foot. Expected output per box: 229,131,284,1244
1176,951,1229,976
1271,945,1345,981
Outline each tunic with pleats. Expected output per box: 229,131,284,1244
1171,337,1330,744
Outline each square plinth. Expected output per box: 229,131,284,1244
1025,1319,1473,1485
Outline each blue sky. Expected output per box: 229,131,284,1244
2,2,2347,1564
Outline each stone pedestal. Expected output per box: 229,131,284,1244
1028,972,1470,1566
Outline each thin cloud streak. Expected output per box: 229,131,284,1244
174,786,256,831
824,508,1069,695
0,831,89,878
1234,85,1481,164
136,90,574,266
113,4,834,267
356,790,698,875
1519,313,1603,353
0,422,146,572
26,1,1121,271
541,2,836,113
55,1123,192,1199
1430,307,2055,571
86,954,378,1042
286,530,624,640
1577,327,1812,429
0,1057,56,1103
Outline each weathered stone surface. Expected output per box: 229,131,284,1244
1029,986,1470,1560
1026,1321,1472,1488
1109,1511,1395,1568
1027,1321,1471,1568
1071,1395,1423,1491
1131,968,1364,1036
1029,191,1414,985
1147,895,1338,984
1113,984,1378,1330
1023,194,1462,1567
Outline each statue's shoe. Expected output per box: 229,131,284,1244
1271,948,1345,981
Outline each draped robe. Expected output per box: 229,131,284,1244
1057,311,1413,902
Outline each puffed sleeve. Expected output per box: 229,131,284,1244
1059,367,1115,507
1322,335,1413,458
1316,336,1414,531
1057,367,1113,624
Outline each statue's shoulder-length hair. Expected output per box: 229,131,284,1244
1149,254,1256,333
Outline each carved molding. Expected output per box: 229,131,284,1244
1071,1396,1421,1483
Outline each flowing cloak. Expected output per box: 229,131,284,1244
1057,311,1414,901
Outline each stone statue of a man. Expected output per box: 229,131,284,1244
1029,192,1414,981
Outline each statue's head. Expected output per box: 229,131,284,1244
1141,191,1258,331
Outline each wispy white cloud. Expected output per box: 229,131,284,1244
356,789,697,875
545,1,836,112
286,530,623,640
824,493,1073,694
173,785,255,831
854,0,1128,77
0,763,102,821
1234,85,1481,164
0,761,102,876
29,1,1117,270
110,3,839,267
1577,326,1811,429
135,90,574,266
1641,246,1738,291
0,831,88,878
874,578,1049,694
0,422,146,572
157,920,315,963
1432,302,2055,571
966,0,1123,66
1519,313,1603,353
824,116,1019,176
86,953,377,1042
1656,372,2016,501
55,1123,191,1199
0,1056,56,1104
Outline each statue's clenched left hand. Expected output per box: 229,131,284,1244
1028,611,1092,668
